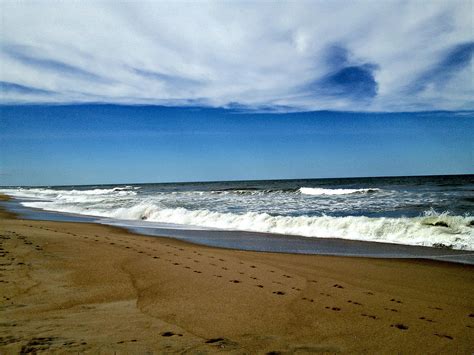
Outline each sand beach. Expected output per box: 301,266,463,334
0,195,473,354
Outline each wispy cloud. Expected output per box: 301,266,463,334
0,0,472,111
0,81,56,96
409,41,474,93
2,45,109,83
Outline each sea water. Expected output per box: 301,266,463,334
1,175,473,250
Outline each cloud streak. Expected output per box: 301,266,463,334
0,81,56,96
409,42,474,93
0,0,472,111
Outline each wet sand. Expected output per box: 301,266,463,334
1,196,473,353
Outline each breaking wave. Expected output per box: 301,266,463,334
299,187,380,195
178,187,379,196
2,181,472,251
18,199,474,250
2,187,138,200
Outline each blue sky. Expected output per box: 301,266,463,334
0,1,472,185
1,105,472,186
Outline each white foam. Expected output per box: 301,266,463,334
2,186,472,251
1,187,137,199
299,187,380,195
19,199,474,251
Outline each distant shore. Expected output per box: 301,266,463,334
0,196,473,353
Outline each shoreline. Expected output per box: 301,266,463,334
1,197,473,352
3,196,474,265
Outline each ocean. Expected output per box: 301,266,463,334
1,174,473,251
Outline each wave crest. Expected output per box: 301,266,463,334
299,187,380,195
1,186,137,199
20,198,474,250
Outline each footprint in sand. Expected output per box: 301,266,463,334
384,308,398,312
348,300,362,306
326,306,341,311
390,298,402,304
161,331,182,337
230,280,241,283
302,297,314,303
390,323,408,330
419,317,434,323
256,285,264,288
273,291,285,295
434,333,453,340
362,313,378,320
333,284,344,289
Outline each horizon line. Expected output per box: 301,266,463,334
2,172,472,189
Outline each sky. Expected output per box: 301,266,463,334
0,1,473,185
1,105,472,186
1,0,473,111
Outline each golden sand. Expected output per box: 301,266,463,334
0,204,473,353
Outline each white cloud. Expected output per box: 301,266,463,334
0,0,472,111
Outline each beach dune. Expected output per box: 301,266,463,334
0,203,473,353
